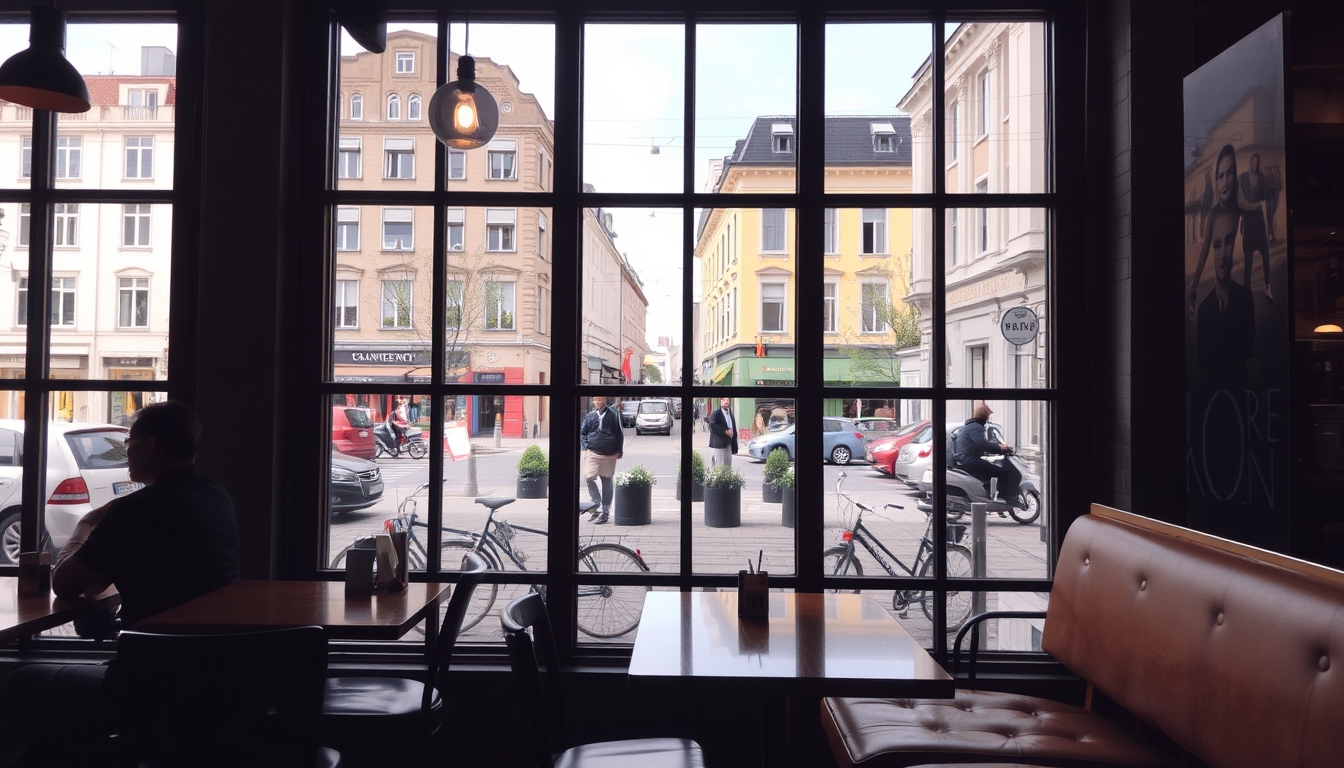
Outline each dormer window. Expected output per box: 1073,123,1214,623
771,123,793,153
871,122,896,152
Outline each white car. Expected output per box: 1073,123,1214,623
634,400,673,436
0,420,144,565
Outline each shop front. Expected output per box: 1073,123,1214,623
104,356,160,426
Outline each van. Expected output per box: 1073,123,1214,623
332,406,377,459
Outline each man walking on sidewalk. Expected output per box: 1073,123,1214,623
708,396,738,470
579,396,624,524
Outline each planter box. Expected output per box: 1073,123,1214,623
704,486,741,528
781,486,796,528
675,482,705,501
762,482,783,504
516,475,547,499
614,484,652,526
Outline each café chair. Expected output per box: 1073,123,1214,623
114,625,341,768
319,553,487,760
501,592,705,768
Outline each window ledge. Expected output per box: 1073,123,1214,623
974,133,989,147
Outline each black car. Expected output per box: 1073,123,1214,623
330,450,384,513
619,400,640,428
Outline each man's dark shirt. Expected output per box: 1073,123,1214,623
953,418,1004,466
1197,281,1255,391
580,406,624,456
76,465,240,626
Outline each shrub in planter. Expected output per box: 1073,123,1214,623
516,445,548,498
704,464,744,528
762,448,790,503
613,465,656,525
676,450,706,501
777,466,796,528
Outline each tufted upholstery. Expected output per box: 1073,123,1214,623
822,510,1344,768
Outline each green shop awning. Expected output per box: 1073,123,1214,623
710,361,735,384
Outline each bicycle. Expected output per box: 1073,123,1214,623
824,470,975,631
331,483,650,638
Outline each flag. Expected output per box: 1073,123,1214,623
755,339,765,358
621,347,633,382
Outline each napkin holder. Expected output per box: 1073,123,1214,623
18,551,51,596
737,570,769,619
345,537,376,597
374,533,402,592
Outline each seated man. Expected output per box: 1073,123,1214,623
952,402,1020,503
0,401,240,767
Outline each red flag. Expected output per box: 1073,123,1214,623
755,339,765,358
621,347,634,382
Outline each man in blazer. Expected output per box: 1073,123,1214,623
707,396,738,470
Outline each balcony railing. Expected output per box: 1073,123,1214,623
1,104,174,122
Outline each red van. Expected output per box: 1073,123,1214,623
332,406,376,459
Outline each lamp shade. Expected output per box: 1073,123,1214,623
0,5,90,113
1314,324,1344,334
429,55,499,150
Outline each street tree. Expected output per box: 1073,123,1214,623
643,364,662,384
838,279,920,384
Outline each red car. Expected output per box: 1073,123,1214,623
865,420,930,476
332,405,377,459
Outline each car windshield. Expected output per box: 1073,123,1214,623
894,420,925,437
341,407,373,428
64,430,130,469
622,401,638,411
639,402,666,413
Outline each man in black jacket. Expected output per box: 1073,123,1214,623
707,396,738,470
953,402,1019,502
579,396,624,524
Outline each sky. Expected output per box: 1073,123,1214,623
0,19,934,348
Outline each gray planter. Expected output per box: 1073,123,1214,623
614,484,652,526
762,482,783,504
781,486,796,528
704,486,741,528
516,475,547,499
675,481,705,501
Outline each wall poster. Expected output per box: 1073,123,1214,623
1183,14,1291,552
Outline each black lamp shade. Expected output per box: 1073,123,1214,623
0,5,91,114
429,55,499,150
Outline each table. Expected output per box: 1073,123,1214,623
629,591,954,766
133,580,453,643
0,577,120,646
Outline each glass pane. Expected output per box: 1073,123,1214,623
852,399,931,481
584,24,684,194
828,23,931,194
444,23,555,193
0,23,31,191
338,24,436,191
694,208,795,387
698,24,796,194
942,21,1048,194
943,207,1047,389
951,594,1050,653
58,23,179,191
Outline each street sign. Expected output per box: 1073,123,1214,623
1000,306,1039,346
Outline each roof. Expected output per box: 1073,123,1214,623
720,115,912,172
84,76,177,107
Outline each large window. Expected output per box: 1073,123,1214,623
55,137,81,179
118,278,150,329
125,136,154,179
383,138,415,179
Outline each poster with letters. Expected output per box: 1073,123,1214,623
1182,14,1290,552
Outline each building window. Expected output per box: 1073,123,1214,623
446,207,464,251
382,208,413,250
18,277,76,327
969,345,988,388
823,208,838,254
977,179,989,253
20,137,30,179
387,93,401,120
338,138,361,179
349,93,363,120
53,203,78,247
486,208,516,252
949,208,959,266
979,69,991,136
18,204,29,246
538,211,549,261
381,280,413,329
336,206,359,251
539,148,551,191
125,137,153,179
55,137,81,179
408,94,421,121
771,122,793,153
123,204,151,247
395,51,415,73
485,281,515,330
949,100,959,161
538,286,549,335
487,138,517,180
762,209,786,252
823,282,838,333
128,89,158,119
861,281,889,333
118,277,150,329
448,149,466,180
871,122,896,152
384,138,414,179
861,208,887,254
444,280,464,329
333,280,358,328
761,282,786,333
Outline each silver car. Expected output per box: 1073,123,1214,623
635,400,673,436
894,420,1006,489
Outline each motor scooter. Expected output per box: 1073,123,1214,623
943,448,1042,524
373,421,428,459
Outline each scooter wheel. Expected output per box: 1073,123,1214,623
1010,490,1042,525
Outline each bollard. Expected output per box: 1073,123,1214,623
493,414,502,448
464,447,478,496
970,502,987,650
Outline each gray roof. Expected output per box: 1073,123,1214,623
721,115,912,174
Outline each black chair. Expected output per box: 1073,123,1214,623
501,592,705,768
319,553,487,760
113,625,340,768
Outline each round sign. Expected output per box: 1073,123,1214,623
1000,306,1039,346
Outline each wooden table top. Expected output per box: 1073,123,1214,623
628,591,954,698
132,580,453,641
0,577,120,645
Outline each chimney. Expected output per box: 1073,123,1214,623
141,46,176,76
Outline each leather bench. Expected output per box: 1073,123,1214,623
821,505,1344,768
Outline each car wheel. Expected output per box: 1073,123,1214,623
0,510,20,566
635,429,643,436
830,445,852,465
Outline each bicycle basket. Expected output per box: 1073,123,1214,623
495,520,515,545
948,523,967,544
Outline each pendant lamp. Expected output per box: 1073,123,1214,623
0,4,91,114
429,52,499,149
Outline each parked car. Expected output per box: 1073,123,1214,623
893,421,1004,489
866,419,932,476
635,400,673,436
619,399,640,428
0,421,144,565
332,405,377,459
745,417,868,465
330,450,384,513
853,417,904,443
668,398,682,419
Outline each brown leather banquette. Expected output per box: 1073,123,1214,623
821,505,1344,768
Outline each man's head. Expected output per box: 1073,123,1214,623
127,401,200,483
1250,153,1260,173
973,402,993,421
1215,144,1238,206
1210,207,1239,286
592,396,607,410
719,397,730,411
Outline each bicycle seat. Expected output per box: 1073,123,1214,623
579,501,599,514
475,497,516,511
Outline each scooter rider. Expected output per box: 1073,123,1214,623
953,402,1020,503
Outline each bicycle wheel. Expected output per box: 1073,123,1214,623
440,539,500,632
576,543,649,638
916,545,975,631
330,545,352,569
823,545,863,590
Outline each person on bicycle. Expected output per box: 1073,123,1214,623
953,402,1020,503
579,396,624,525
388,395,411,446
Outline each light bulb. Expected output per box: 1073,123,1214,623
453,95,477,133
428,53,499,150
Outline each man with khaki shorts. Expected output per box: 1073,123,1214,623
579,396,624,525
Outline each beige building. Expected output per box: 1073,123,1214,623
580,200,651,385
